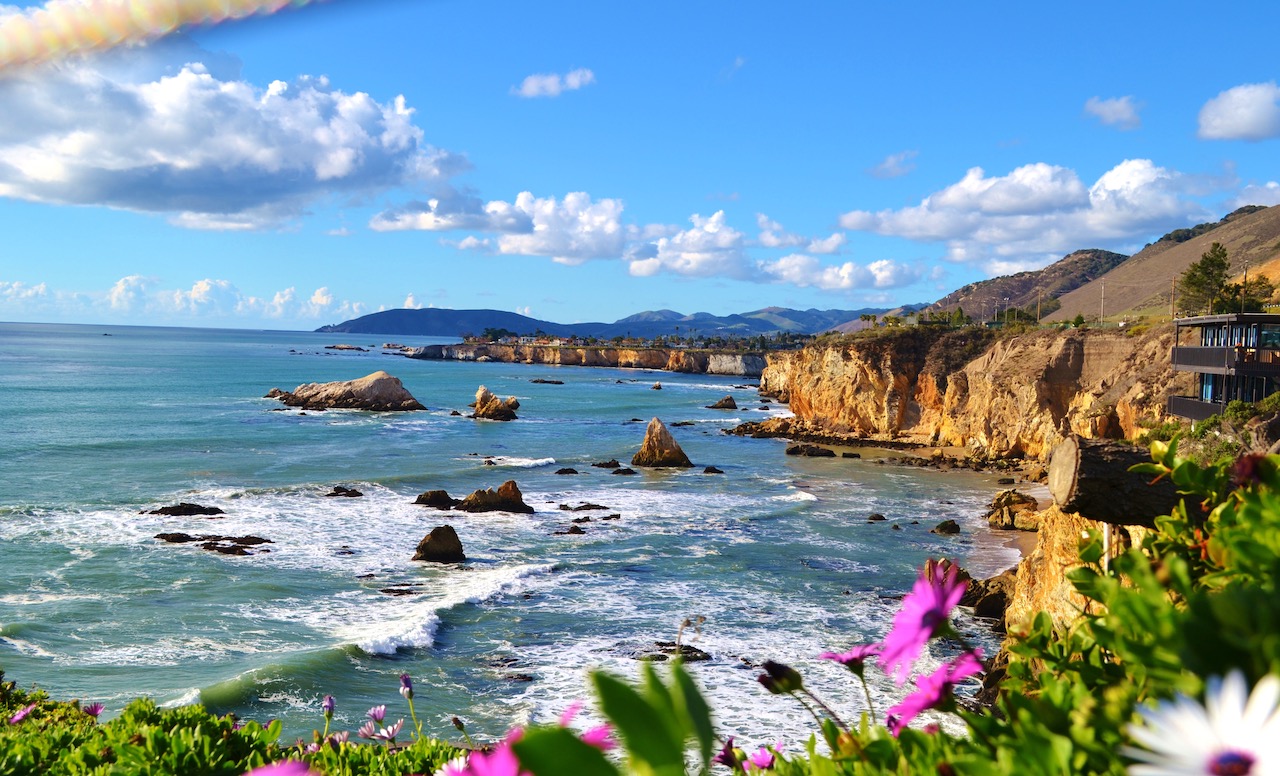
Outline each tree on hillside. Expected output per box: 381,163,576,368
1178,242,1231,314
1222,274,1276,313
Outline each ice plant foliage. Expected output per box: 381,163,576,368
1125,671,1280,775
880,559,967,684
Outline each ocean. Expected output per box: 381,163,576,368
0,322,1019,747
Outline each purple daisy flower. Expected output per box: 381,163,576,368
881,560,967,684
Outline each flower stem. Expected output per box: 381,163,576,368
406,698,422,739
857,675,877,721
801,688,849,733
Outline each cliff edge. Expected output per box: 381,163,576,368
761,325,1189,460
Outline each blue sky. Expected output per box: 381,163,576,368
1,0,1278,330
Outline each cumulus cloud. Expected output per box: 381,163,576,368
1085,96,1141,130
0,53,465,229
755,214,846,254
1199,82,1280,141
759,254,919,290
375,190,626,264
628,211,748,278
870,150,919,179
839,159,1210,272
0,280,48,301
512,68,596,98
1230,181,1280,209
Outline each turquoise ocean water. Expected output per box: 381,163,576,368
0,322,1019,746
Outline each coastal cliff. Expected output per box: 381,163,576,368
407,344,766,377
761,325,1190,460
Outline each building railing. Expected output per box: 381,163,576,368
1168,395,1223,421
1171,346,1280,374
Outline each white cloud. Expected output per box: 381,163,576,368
1230,182,1280,208
376,190,627,264
1199,82,1280,141
755,213,846,254
870,150,918,179
0,280,48,301
512,68,596,98
0,53,464,229
760,254,919,290
628,211,748,278
840,159,1209,272
403,293,422,309
1084,96,1141,130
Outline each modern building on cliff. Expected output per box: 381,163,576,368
1169,313,1280,420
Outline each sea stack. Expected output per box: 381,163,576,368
631,418,693,468
267,371,424,411
412,525,466,563
472,385,520,421
455,480,535,513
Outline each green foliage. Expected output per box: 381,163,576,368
1072,314,1086,327
1178,242,1231,315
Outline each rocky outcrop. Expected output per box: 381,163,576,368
413,525,465,563
407,344,766,377
631,418,693,468
707,395,737,410
960,567,1017,622
985,489,1040,531
760,326,1189,460
146,503,225,516
455,480,535,513
414,490,460,509
472,386,520,421
268,371,425,412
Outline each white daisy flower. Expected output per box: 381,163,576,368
1124,671,1280,775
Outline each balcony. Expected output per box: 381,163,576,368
1171,346,1280,375
1168,395,1223,421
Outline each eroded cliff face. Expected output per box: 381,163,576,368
409,345,765,377
764,326,1190,459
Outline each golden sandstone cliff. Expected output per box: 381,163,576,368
761,325,1190,461
409,344,766,377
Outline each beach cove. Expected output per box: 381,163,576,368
0,322,1022,746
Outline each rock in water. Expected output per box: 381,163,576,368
146,502,225,516
631,418,693,468
455,480,535,513
414,490,459,509
270,371,425,411
985,489,1041,531
931,519,961,535
413,525,465,563
706,395,737,410
472,385,520,421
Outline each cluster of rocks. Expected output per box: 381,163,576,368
266,371,425,412
985,489,1041,531
154,532,272,556
144,503,225,517
415,480,534,514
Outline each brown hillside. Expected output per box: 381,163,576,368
1044,205,1280,322
925,249,1128,321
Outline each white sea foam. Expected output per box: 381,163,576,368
470,456,557,469
1,636,57,658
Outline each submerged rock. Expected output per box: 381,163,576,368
146,503,225,516
455,480,535,514
931,519,961,535
324,485,363,498
703,466,724,474
785,444,835,457
555,467,579,475
269,371,425,411
472,385,520,421
631,418,693,468
592,459,621,469
413,525,466,563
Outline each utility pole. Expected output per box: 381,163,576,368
1170,277,1176,320
1242,258,1249,314
1100,280,1105,325
1003,297,1009,325
1037,289,1042,323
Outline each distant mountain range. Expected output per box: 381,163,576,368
316,306,888,339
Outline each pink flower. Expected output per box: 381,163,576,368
881,560,967,684
7,703,37,724
819,644,881,677
366,704,386,723
373,719,404,742
885,650,984,736
712,737,741,771
558,700,616,751
82,702,104,718
242,762,319,776
748,742,782,770
357,720,378,740
449,729,530,776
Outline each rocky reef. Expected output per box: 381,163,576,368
631,418,693,468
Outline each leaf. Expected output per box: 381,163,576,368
591,671,686,776
513,727,620,776
671,662,715,769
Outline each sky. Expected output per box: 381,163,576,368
0,0,1278,331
